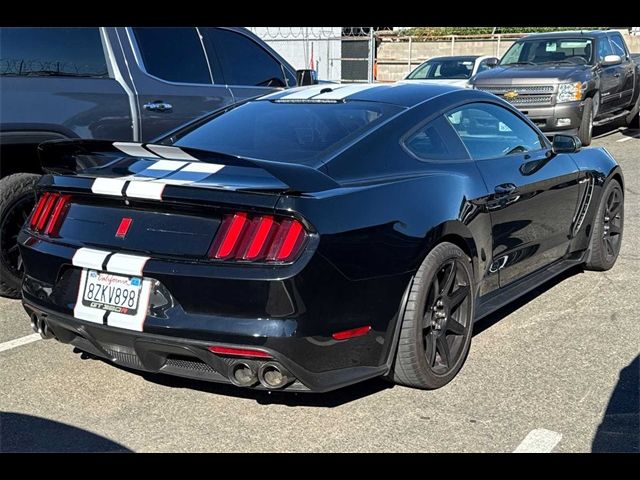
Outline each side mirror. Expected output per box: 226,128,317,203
601,54,622,66
485,58,499,68
296,69,318,86
552,134,582,154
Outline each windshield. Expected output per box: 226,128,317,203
407,58,476,80
500,38,594,66
173,100,404,164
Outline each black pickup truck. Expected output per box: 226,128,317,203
0,27,302,298
471,30,640,146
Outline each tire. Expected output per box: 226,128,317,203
585,179,624,271
0,173,41,298
392,242,475,390
577,97,594,146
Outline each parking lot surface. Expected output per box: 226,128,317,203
1,124,638,453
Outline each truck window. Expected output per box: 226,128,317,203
201,28,286,87
597,38,614,61
132,27,211,84
0,27,108,78
607,33,628,59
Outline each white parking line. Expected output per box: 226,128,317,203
513,429,563,453
616,133,640,143
0,333,41,353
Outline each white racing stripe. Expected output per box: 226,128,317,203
106,252,149,276
513,429,562,453
91,177,128,196
312,83,382,100
277,84,348,100
0,334,41,353
145,144,199,161
125,180,165,200
113,142,160,158
159,161,225,185
72,248,111,271
134,159,189,179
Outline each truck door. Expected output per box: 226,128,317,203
607,32,636,109
596,36,623,115
116,27,234,142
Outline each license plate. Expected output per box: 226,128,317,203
81,270,142,315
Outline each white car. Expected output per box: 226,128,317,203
403,55,499,87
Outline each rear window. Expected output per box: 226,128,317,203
173,100,403,163
0,27,108,77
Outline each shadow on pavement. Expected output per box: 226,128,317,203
0,411,131,452
474,265,583,337
591,355,639,453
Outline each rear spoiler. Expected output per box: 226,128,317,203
37,139,340,193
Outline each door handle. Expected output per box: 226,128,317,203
144,101,173,112
494,183,517,196
613,73,621,78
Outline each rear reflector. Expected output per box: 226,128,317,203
208,212,308,263
208,346,272,359
29,192,72,236
332,326,371,341
115,217,133,239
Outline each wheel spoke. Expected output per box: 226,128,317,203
426,332,437,367
441,261,456,296
436,336,451,368
604,237,614,256
446,317,465,335
16,254,23,272
609,201,622,217
448,285,470,311
7,244,19,254
609,223,621,235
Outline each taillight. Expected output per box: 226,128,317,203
208,212,308,263
29,192,71,236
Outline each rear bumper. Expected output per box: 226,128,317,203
18,232,411,393
23,300,388,392
516,101,584,135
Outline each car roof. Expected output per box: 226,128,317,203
519,30,607,41
258,82,462,108
422,55,481,61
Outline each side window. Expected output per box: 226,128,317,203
607,33,628,59
446,103,543,160
403,116,470,162
132,27,211,84
201,28,286,87
0,27,108,78
597,38,614,61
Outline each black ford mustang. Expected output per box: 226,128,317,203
18,83,624,392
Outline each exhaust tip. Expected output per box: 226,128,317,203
30,313,39,333
36,315,55,340
229,362,258,387
258,362,292,389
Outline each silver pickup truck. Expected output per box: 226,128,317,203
0,27,301,297
471,30,640,146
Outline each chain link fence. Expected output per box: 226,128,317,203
247,27,387,83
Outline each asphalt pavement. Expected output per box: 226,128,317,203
1,124,638,452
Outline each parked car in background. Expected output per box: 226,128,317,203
19,83,623,392
471,30,640,146
0,26,299,298
404,55,499,87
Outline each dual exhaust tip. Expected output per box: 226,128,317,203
30,313,55,340
229,361,293,390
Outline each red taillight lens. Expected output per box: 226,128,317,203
44,194,71,236
208,212,308,263
29,192,51,229
29,192,71,236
